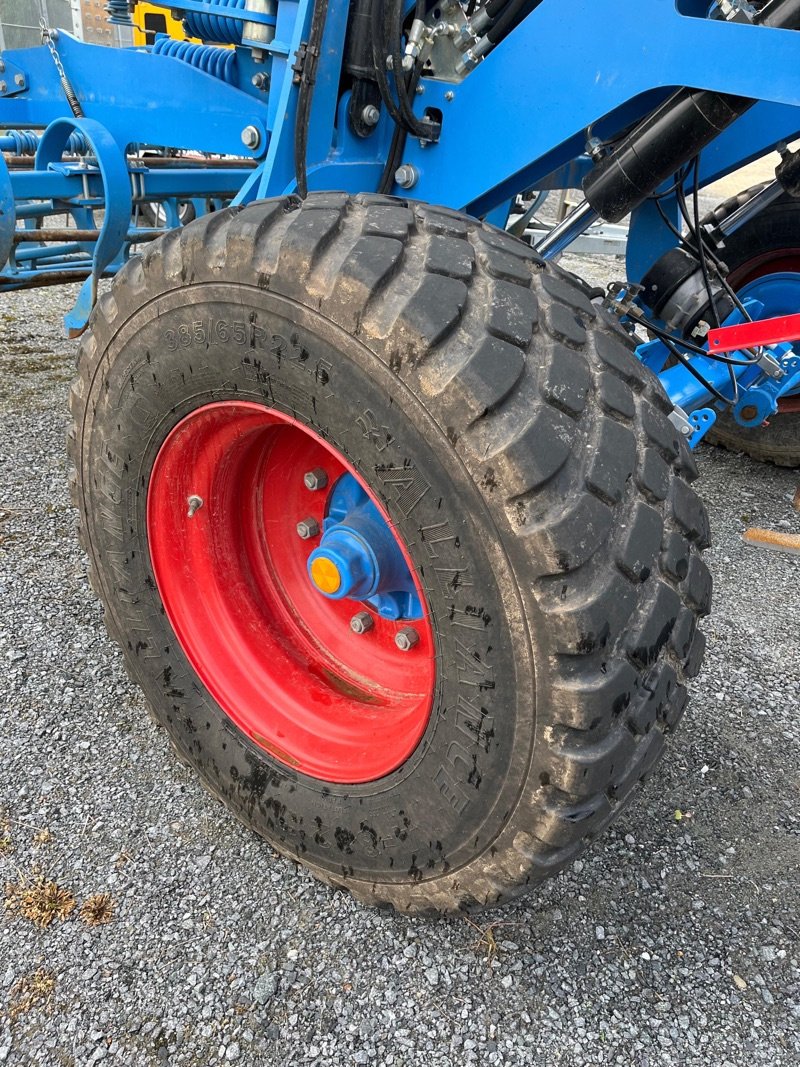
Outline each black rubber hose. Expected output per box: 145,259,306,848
371,0,419,134
583,0,800,223
486,0,544,43
378,63,424,193
294,0,330,198
389,0,431,138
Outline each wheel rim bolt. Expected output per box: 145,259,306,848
395,627,419,651
296,517,320,540
350,611,374,635
303,468,329,491
186,494,203,518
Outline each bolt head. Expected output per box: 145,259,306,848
350,611,374,635
303,467,329,491
444,91,455,102
0,82,6,94
14,73,24,87
241,125,261,150
395,627,420,651
296,517,320,540
394,164,419,190
361,104,380,127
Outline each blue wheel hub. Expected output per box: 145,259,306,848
307,474,423,621
738,272,800,333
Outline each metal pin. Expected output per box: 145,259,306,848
187,495,203,518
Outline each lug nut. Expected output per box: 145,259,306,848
303,467,329,491
296,517,320,540
350,611,374,635
395,627,420,651
186,494,203,518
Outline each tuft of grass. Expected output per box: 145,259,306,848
79,892,115,926
0,834,13,855
8,969,56,1020
32,828,52,846
4,874,75,928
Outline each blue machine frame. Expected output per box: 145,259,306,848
2,0,800,432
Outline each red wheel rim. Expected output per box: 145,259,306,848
727,249,800,291
146,401,435,783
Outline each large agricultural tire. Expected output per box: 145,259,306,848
68,193,711,914
702,184,800,467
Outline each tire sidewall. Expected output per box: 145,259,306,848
77,281,537,884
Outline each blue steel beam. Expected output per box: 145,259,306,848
0,36,270,159
390,3,800,216
8,166,253,200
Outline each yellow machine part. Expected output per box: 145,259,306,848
131,2,200,46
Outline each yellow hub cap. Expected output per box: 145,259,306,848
310,556,342,595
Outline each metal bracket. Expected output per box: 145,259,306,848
668,405,694,443
668,403,716,451
0,56,28,96
717,0,756,23
756,348,786,380
687,407,718,448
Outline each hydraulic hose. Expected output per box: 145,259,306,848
583,0,800,223
486,0,544,43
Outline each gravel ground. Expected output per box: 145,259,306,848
1,258,799,1067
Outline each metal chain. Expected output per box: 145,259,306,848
39,17,65,78
39,16,84,117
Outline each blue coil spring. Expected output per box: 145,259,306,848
0,129,89,155
105,0,133,25
180,0,246,45
151,36,238,84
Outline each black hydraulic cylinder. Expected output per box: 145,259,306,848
582,0,800,223
344,0,382,137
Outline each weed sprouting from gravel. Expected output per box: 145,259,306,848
79,892,115,926
4,873,76,928
8,969,56,1020
0,812,12,855
33,828,52,846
